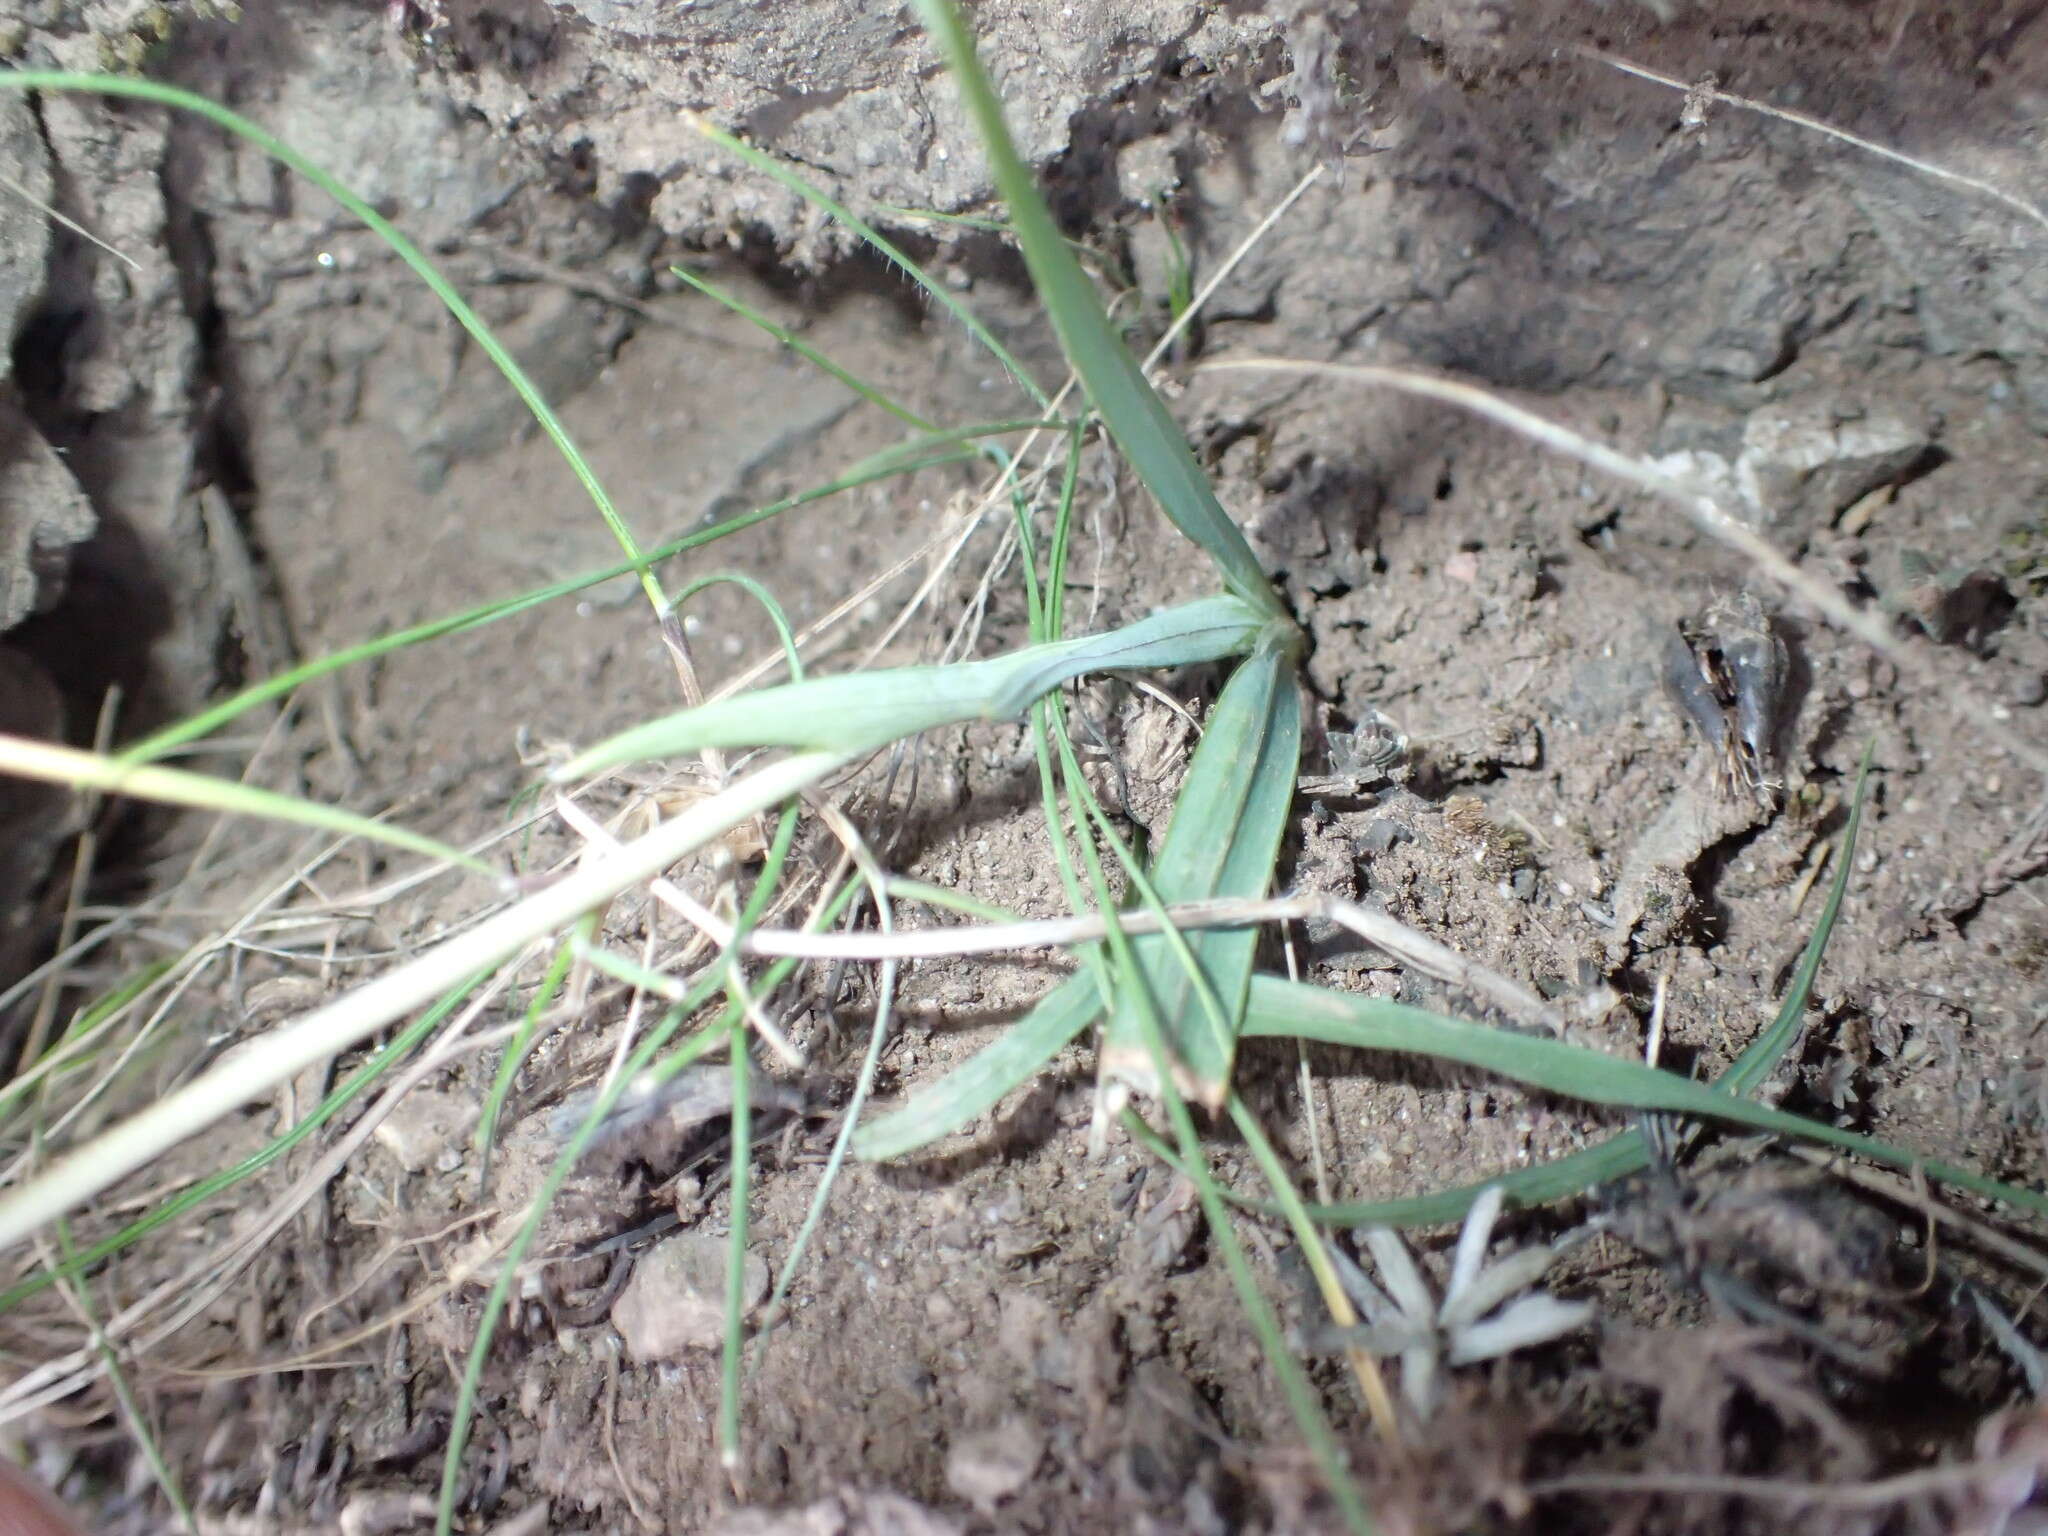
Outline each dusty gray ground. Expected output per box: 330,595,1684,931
2,1,2046,1532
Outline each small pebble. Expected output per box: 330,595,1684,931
373,1089,476,1174
946,1419,1043,1512
2014,672,2048,708
611,1233,767,1361
1354,818,1412,855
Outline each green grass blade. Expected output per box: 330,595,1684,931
851,626,1299,1159
473,933,579,1188
1100,632,1300,1106
52,1218,195,1529
1719,758,1869,1099
438,1011,723,1536
436,871,862,1536
909,1,1286,620
554,594,1266,774
683,115,1048,410
1243,975,2048,1221
670,266,937,432
0,72,664,611
1126,753,1877,1228
721,1005,753,1479
1276,746,1874,1226
120,422,1036,766
0,974,484,1313
851,972,1101,1161
1071,750,1373,1535
0,957,180,1133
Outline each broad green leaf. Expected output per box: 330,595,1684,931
555,594,1266,775
851,972,1101,1161
1100,632,1301,1107
1242,974,2048,1222
909,1,1287,622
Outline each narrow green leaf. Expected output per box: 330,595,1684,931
851,972,1101,1161
1101,633,1301,1106
1243,975,2048,1221
683,114,1048,410
1719,761,1868,1099
0,976,485,1313
555,594,1266,775
0,737,489,876
121,422,1034,766
0,71,671,612
1270,746,1874,1226
670,266,937,432
908,1,1288,621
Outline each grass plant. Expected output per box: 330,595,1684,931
1,10,2044,1534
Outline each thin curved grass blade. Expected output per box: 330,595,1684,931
1243,975,2048,1221
681,114,1048,411
119,423,1022,765
670,266,937,432
0,734,488,876
0,976,478,1312
0,72,665,610
1278,746,1876,1226
555,594,1266,775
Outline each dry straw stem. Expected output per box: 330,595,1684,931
1,1000,520,1421
1584,50,2048,242
0,167,141,270
1528,1449,2048,1509
1786,1145,2048,1282
0,750,846,1253
632,884,1561,1030
1200,359,2048,783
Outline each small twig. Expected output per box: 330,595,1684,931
1198,357,2048,783
1140,162,1326,372
602,1343,658,1532
0,167,143,269
590,881,1562,1031
291,1210,497,1349
1786,1145,2048,1281
1644,973,1668,1069
1983,792,2048,897
18,688,121,1077
1581,49,2048,242
759,804,898,1331
548,795,804,1066
1529,1450,2045,1507
1284,933,1332,1206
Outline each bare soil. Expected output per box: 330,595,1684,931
3,3,2046,1534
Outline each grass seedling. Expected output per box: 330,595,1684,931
4,14,2047,1536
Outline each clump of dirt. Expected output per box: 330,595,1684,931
2,2,2047,1533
